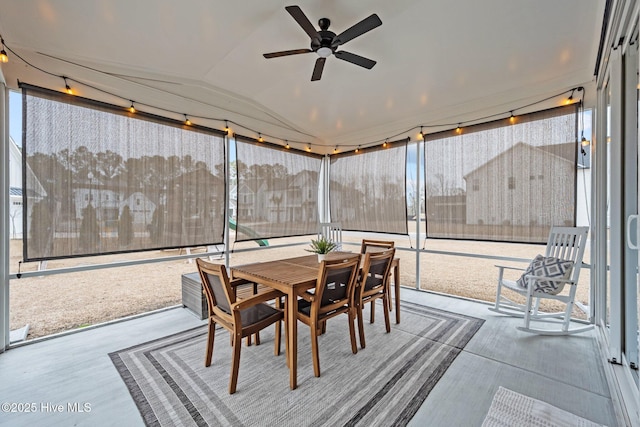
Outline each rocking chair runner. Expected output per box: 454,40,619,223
489,226,592,335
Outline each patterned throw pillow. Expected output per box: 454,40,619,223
516,254,574,295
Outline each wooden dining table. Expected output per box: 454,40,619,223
230,252,400,390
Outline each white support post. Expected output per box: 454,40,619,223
0,81,9,352
224,133,231,269
415,141,421,290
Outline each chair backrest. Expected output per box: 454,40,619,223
315,255,360,311
360,239,395,254
196,258,235,318
544,226,589,283
318,222,343,251
360,248,395,293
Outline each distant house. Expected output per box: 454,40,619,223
9,137,46,238
262,170,318,223
72,178,121,226
121,191,156,225
463,142,575,227
237,180,265,221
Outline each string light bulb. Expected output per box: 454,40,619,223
355,146,360,153
285,141,290,149
334,146,338,153
0,37,8,63
565,89,575,105
224,120,230,133
184,114,191,126
63,77,73,95
383,140,388,147
258,134,263,143
418,127,424,140
306,145,311,152
455,124,461,134
509,112,515,124
129,101,136,113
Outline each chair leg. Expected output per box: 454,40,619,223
387,280,393,312
348,310,358,354
255,332,260,346
246,335,252,346
357,305,366,349
382,295,391,333
562,299,574,332
523,283,533,330
370,301,375,323
274,320,282,356
275,297,282,356
205,319,216,367
229,331,242,394
310,321,321,377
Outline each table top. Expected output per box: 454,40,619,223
230,253,360,291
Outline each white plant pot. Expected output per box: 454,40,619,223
317,254,325,263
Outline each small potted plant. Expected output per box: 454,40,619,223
306,236,337,262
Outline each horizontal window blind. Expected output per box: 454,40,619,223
235,136,322,241
329,142,408,235
22,84,226,260
424,104,578,243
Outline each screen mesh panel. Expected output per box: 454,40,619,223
424,105,578,243
22,84,226,261
235,136,322,241
329,142,408,234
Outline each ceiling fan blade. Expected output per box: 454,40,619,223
334,51,376,69
332,14,382,47
311,57,326,81
285,5,321,41
263,49,313,59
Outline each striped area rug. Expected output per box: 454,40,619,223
110,302,483,426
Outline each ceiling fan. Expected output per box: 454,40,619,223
263,5,382,81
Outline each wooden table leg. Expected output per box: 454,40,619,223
394,262,400,324
287,291,298,390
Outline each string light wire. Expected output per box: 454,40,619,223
1,38,585,153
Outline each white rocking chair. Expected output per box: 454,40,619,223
318,222,343,251
489,226,593,335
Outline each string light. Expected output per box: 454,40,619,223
63,77,72,95
184,114,191,125
0,37,8,63
0,37,583,154
334,146,339,153
509,111,515,124
224,120,229,132
285,140,290,149
306,145,311,152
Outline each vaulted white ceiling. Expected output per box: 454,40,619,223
0,1,605,153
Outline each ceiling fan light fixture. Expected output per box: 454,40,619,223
317,46,332,58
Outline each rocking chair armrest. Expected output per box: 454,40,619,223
495,264,526,272
231,289,284,311
523,275,575,284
